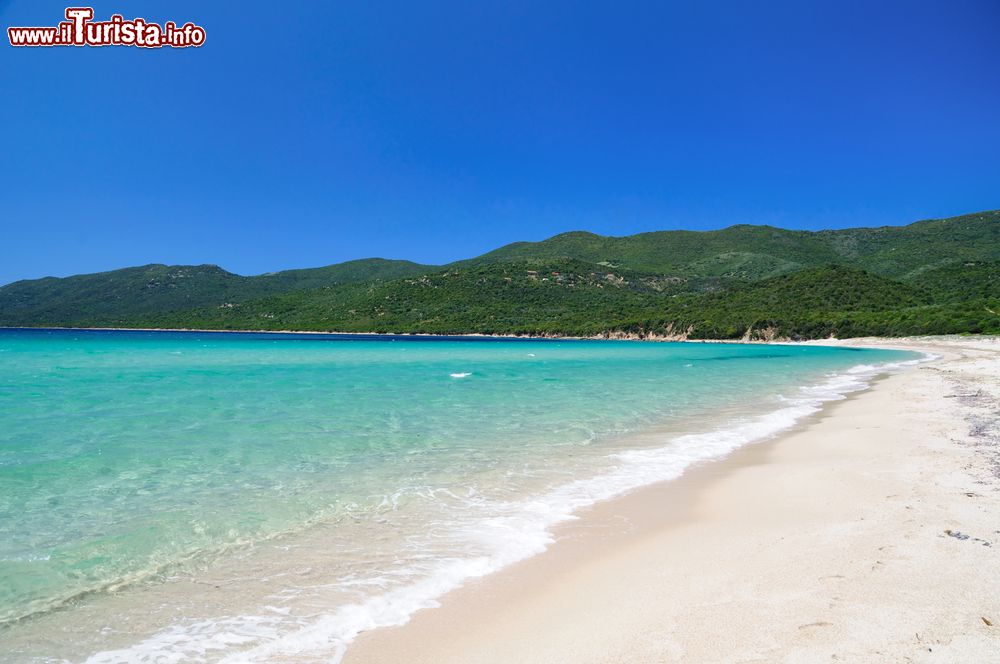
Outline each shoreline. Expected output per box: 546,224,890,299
343,336,1000,663
0,325,709,342
0,325,654,342
3,325,989,346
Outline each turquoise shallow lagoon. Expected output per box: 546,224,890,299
0,329,919,662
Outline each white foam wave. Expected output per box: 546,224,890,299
85,353,930,664
449,372,472,378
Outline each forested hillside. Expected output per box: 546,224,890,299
2,210,997,339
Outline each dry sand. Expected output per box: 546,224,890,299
344,337,1000,663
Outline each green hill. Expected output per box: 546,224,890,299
459,226,837,279
254,258,436,289
126,259,675,335
462,209,1000,279
816,211,1000,278
1,209,998,339
0,259,433,327
639,265,938,340
120,262,999,340
908,261,1000,302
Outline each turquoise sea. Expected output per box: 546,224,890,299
0,329,919,662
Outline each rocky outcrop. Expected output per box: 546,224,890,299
591,323,696,342
741,325,783,342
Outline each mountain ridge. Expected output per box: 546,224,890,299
2,209,998,339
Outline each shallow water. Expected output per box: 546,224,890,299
0,329,919,662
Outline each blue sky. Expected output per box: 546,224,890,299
1,1,998,285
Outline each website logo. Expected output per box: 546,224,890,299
8,7,206,48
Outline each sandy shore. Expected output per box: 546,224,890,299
344,337,1000,663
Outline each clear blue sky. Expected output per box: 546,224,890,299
2,1,998,285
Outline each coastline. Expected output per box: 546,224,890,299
6,326,991,349
0,325,802,343
0,325,697,342
5,325,987,345
343,336,1000,663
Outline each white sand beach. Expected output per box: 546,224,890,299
344,337,1000,663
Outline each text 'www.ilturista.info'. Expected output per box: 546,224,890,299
8,8,206,48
